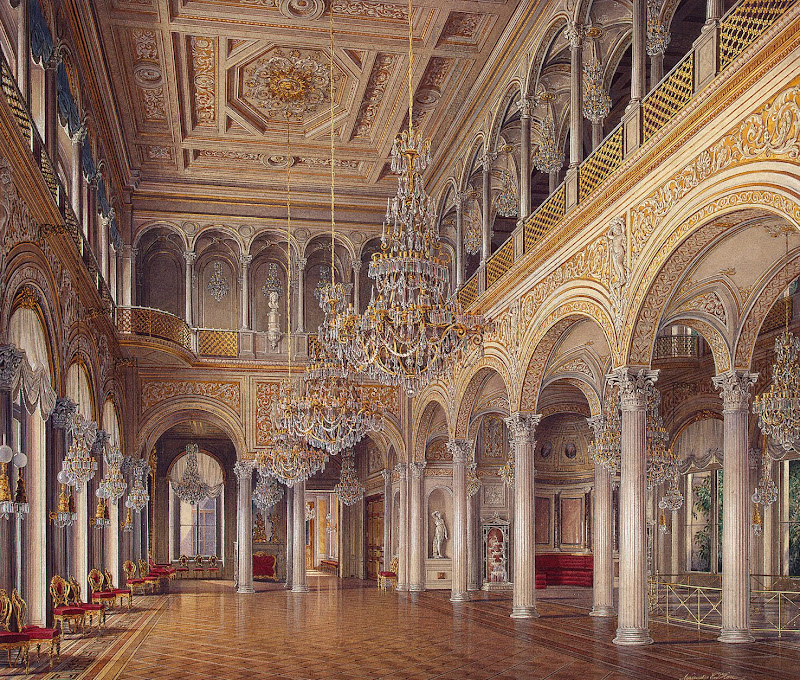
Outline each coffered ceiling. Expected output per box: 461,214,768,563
91,0,523,233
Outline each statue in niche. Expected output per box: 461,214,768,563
432,510,448,559
262,263,283,351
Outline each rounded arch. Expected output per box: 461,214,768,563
133,220,189,252
411,397,450,464
459,135,486,191
191,223,246,254
453,361,512,440
66,357,96,421
525,13,571,98
488,80,523,154
540,374,602,416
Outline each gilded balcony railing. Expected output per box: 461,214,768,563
720,0,797,69
579,125,623,201
761,297,793,334
642,52,694,142
116,307,193,351
654,334,700,359
486,239,515,288
0,57,32,143
198,329,239,357
524,184,566,254
458,275,480,308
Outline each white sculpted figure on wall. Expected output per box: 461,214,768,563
607,216,627,333
432,510,448,558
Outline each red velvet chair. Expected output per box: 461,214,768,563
123,560,148,596
377,557,398,591
149,553,176,580
138,559,160,593
11,589,60,668
253,553,278,582
49,576,86,634
175,555,190,579
206,555,220,579
87,569,116,609
103,569,133,609
192,555,205,579
66,577,105,630
0,589,30,672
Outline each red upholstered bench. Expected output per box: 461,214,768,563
535,554,593,587
253,553,278,582
536,572,547,589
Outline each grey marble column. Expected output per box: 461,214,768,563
382,469,392,571
448,440,470,602
519,99,532,219
285,484,294,589
183,251,195,326
707,0,724,22
566,22,584,168
234,462,254,594
588,417,615,617
506,412,542,618
481,157,492,265
713,370,758,643
409,461,427,591
295,258,307,333
70,128,86,221
16,0,30,104
240,254,252,330
609,367,657,645
591,121,604,150
455,196,464,289
631,0,647,104
292,480,308,592
396,464,409,591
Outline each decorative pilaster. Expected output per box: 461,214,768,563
292,480,308,592
588,416,615,617
518,98,532,220
566,22,584,168
183,251,196,326
395,464,409,591
505,412,542,618
381,469,392,572
481,155,492,265
352,261,362,313
409,461,426,591
448,440,470,602
285,484,294,589
295,257,307,333
240,254,252,330
713,370,758,643
608,367,658,645
234,461,254,593
455,194,465,288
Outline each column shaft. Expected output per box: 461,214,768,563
707,0,724,22
17,0,30,106
592,122,604,150
449,441,469,602
481,162,491,264
591,463,615,616
295,261,306,333
396,465,409,590
292,480,308,592
285,484,294,588
519,105,531,219
650,53,664,88
409,462,426,591
240,256,251,330
235,463,254,593
631,0,647,103
382,470,392,571
184,252,195,326
568,24,584,168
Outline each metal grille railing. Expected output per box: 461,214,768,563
0,57,32,143
116,306,193,351
458,275,480,309
579,126,623,201
524,183,565,254
486,238,515,288
761,296,793,334
654,334,700,359
198,329,239,357
643,53,694,142
720,0,797,69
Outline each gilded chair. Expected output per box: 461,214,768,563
377,557,399,591
123,560,148,596
103,569,133,609
11,589,60,668
148,552,176,580
206,555,220,579
0,589,29,672
192,554,205,579
49,576,86,634
138,559,160,593
66,577,105,630
87,569,116,609
175,554,190,579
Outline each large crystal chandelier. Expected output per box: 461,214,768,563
252,468,284,512
589,387,621,474
753,232,800,452
645,385,673,489
207,261,230,302
319,0,483,397
533,93,564,174
752,449,779,507
582,61,611,124
50,482,76,529
494,169,518,218
334,450,365,506
0,438,28,520
463,196,481,256
646,0,671,58
171,444,211,506
98,444,126,505
63,412,99,489
126,459,150,513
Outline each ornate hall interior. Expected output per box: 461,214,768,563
1,0,800,677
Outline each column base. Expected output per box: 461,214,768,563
236,585,255,594
718,628,755,644
510,605,540,619
613,627,653,645
450,591,470,603
291,584,309,593
409,584,426,592
396,584,409,592
589,605,616,617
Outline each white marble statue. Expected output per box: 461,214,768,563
432,510,448,559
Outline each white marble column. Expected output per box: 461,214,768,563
16,0,30,105
240,254,252,330
396,464,409,591
519,99,532,220
352,261,362,313
409,461,426,591
566,22,584,169
631,0,647,104
285,484,294,589
713,370,758,643
707,0,724,23
588,416,615,617
455,195,464,289
382,469,392,571
506,412,542,618
234,461,254,594
481,156,492,265
609,367,657,645
292,480,308,592
591,121,604,150
70,128,86,222
448,440,470,602
183,250,195,326
295,258,307,333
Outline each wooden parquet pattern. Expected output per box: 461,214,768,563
3,578,799,679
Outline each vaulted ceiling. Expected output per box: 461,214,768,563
91,0,523,234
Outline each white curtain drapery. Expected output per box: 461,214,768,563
170,448,224,500
7,308,56,418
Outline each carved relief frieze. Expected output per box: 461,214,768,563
255,381,281,446
352,53,400,140
675,290,728,325
188,36,217,128
330,0,408,21
131,28,167,121
141,379,241,412
438,12,488,47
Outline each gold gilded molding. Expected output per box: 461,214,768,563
141,379,241,412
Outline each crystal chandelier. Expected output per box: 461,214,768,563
318,0,483,397
752,450,779,507
0,438,28,519
207,261,230,302
646,385,673,489
121,507,134,533
252,468,284,512
533,93,564,174
646,0,671,58
171,443,212,506
467,457,480,497
50,483,76,529
93,492,110,529
63,412,99,489
126,460,150,513
98,444,126,505
334,450,365,506
262,262,284,299
582,60,611,124
463,196,481,256
659,465,684,512
752,503,763,536
589,388,621,474
494,169,518,218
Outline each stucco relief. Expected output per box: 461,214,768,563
141,379,241,412
255,381,281,447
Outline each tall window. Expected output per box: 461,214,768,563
787,460,800,576
686,469,723,572
178,497,218,557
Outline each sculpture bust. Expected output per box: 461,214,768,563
432,510,448,559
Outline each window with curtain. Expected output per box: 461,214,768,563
787,460,800,576
686,469,723,573
171,449,223,558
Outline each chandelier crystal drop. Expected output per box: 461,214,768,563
752,450,779,506
645,385,673,489
50,483,76,529
582,61,611,124
646,0,671,57
589,389,621,474
126,460,150,513
334,450,365,506
494,170,518,218
98,444,127,505
171,444,211,506
753,328,800,452
533,99,564,175
252,468,284,512
207,261,230,302
258,431,329,486
63,412,99,489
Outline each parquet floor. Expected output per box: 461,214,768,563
3,576,800,679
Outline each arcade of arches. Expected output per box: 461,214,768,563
1,0,800,677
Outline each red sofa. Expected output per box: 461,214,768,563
535,571,547,589
535,554,593,587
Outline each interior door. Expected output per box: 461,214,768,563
365,495,384,580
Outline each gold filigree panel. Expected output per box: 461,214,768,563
141,380,240,412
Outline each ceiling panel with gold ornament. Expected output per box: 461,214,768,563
92,0,521,235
